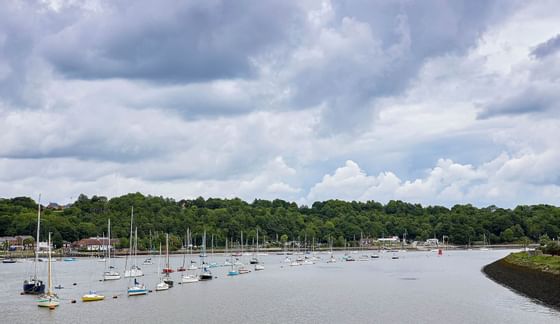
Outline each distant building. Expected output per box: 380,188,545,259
377,236,400,243
0,235,34,250
426,238,439,246
46,202,64,210
73,237,119,251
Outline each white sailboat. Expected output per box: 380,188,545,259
182,229,199,283
103,219,121,281
327,237,337,263
254,229,264,271
155,244,169,291
37,232,59,308
124,207,143,278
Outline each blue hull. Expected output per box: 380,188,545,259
23,282,45,295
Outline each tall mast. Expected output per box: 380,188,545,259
107,219,111,268
256,228,259,254
34,194,41,280
129,207,134,255
47,232,52,296
166,233,169,268
134,227,138,266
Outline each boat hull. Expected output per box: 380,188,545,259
199,274,213,281
127,289,148,296
23,281,45,295
37,296,60,308
82,295,105,302
182,275,199,283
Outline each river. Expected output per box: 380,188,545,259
0,249,558,323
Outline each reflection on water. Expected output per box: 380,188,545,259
0,250,558,323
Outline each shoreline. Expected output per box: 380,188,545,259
483,253,560,311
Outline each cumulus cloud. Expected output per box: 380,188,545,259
307,156,560,207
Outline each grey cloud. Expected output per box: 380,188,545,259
284,0,517,134
531,34,560,59
40,0,303,82
478,87,560,119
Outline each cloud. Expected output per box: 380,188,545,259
1,0,560,209
306,156,560,207
478,86,560,118
531,34,560,58
40,0,303,82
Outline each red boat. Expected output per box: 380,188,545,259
176,267,186,272
162,268,174,273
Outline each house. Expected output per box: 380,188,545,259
46,202,64,210
73,237,119,251
0,235,34,250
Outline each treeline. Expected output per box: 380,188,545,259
1,193,559,250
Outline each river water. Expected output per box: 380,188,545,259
0,249,558,323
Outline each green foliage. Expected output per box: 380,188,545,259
0,195,559,248
542,241,560,256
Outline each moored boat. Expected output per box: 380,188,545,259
37,232,59,308
24,197,46,295
82,290,105,302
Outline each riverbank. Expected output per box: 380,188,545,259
483,252,560,310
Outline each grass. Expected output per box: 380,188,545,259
505,251,560,275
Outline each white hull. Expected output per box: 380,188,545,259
155,282,169,291
182,275,199,283
255,264,265,271
37,296,60,308
103,272,121,281
127,285,148,296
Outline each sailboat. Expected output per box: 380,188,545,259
124,207,143,278
37,232,59,308
254,229,264,271
359,232,369,261
198,231,213,281
155,244,169,291
177,234,187,272
182,229,199,283
127,277,148,296
327,236,337,263
479,233,490,251
227,238,240,276
162,234,174,287
237,231,251,274
103,219,121,281
143,230,154,265
223,238,232,266
23,196,46,294
186,229,198,270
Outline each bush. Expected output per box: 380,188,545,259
542,241,560,256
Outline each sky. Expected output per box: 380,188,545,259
1,0,559,208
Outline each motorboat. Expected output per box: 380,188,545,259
82,290,105,302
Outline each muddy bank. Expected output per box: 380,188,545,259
483,256,560,310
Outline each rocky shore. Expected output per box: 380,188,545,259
483,254,560,310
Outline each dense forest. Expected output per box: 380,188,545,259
1,193,559,250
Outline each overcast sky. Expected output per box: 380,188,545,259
1,0,559,207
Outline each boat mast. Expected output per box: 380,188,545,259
166,233,170,269
47,232,52,297
107,219,111,269
34,194,41,280
134,227,138,267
